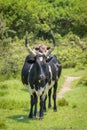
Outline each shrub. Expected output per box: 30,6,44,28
0,84,8,89
2,37,12,47
0,83,8,96
58,98,69,106
72,103,77,109
0,90,8,96
78,76,87,86
0,121,6,129
75,63,86,70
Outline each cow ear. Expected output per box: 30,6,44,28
46,56,53,62
26,55,35,63
47,47,51,50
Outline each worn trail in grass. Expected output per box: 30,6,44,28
57,76,80,99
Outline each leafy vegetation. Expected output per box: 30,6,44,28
58,98,69,106
0,0,87,80
78,76,87,86
0,35,87,81
0,0,87,39
0,1,87,129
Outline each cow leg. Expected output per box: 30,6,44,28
48,88,52,108
29,95,34,118
43,95,47,112
53,82,57,112
34,93,38,118
39,96,44,119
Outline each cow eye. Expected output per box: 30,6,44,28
46,57,52,62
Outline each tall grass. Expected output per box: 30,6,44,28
0,80,29,109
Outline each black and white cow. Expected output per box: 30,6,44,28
21,31,62,119
43,54,62,112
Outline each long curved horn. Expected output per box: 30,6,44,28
25,31,36,57
45,30,56,56
50,30,56,47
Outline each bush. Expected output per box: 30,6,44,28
2,38,12,47
0,121,6,129
72,103,77,109
75,63,86,70
78,76,87,86
0,90,8,96
0,84,8,89
0,83,8,96
58,98,69,106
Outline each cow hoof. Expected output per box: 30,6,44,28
39,117,43,120
53,109,57,112
28,115,33,119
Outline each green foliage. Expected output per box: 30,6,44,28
78,76,87,86
0,0,87,79
0,0,87,38
58,98,69,106
0,90,8,96
0,121,6,129
72,103,77,109
0,83,8,96
56,33,87,68
0,35,87,80
0,40,27,81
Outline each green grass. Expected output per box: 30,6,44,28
62,67,87,77
0,68,87,130
0,80,29,109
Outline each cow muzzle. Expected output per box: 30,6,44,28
39,74,45,81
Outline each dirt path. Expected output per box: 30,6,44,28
57,76,80,99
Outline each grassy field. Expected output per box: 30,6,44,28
0,68,87,130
